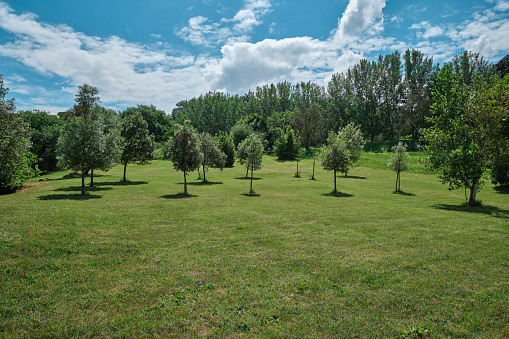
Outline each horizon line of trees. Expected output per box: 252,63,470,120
1,49,508,203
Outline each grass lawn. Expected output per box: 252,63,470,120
1,154,508,338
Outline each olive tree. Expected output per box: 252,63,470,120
337,123,365,176
169,121,201,194
387,142,409,192
321,132,349,194
238,134,264,194
198,132,226,182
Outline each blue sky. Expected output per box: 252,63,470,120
1,0,508,114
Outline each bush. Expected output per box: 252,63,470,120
216,132,235,167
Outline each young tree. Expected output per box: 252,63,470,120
422,70,509,205
120,110,155,182
198,132,226,182
169,121,201,194
320,132,349,194
238,134,264,194
87,107,122,187
387,142,409,192
0,75,39,193
57,115,104,195
337,123,365,176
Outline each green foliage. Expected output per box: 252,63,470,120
0,76,39,193
122,105,172,143
90,107,122,174
20,110,62,171
120,110,155,181
266,109,295,149
169,120,202,194
320,132,349,194
491,152,509,186
198,132,227,182
216,132,235,167
231,120,253,148
275,127,299,160
237,134,264,193
388,142,410,192
292,102,322,150
57,85,121,194
337,123,365,175
423,71,509,205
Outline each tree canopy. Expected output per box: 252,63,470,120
169,121,202,194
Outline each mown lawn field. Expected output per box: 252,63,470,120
1,153,508,338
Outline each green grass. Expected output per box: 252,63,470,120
1,155,508,338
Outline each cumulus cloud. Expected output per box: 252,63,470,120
334,0,387,41
1,0,509,115
0,2,211,112
411,21,445,39
176,0,272,47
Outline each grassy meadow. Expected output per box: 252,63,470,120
1,153,508,338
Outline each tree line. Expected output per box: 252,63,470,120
1,49,508,204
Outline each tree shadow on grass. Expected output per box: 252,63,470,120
180,181,223,186
392,190,416,196
493,185,509,195
160,193,198,199
48,174,110,181
338,175,367,180
242,193,261,197
54,186,113,192
235,177,262,180
38,194,102,201
433,204,509,219
97,181,148,187
321,191,354,198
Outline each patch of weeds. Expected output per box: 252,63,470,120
399,326,430,338
235,323,250,333
170,291,185,306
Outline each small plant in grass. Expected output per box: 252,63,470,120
399,326,430,338
294,160,302,178
388,142,409,192
309,152,318,180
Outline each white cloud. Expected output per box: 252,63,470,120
176,0,272,47
410,21,444,39
494,1,509,11
0,2,211,112
334,0,387,41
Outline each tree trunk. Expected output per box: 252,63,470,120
245,167,249,178
312,158,315,179
250,163,254,194
469,178,479,205
90,168,94,187
334,169,337,194
123,162,127,182
81,170,85,195
183,170,187,194
396,170,399,192
203,164,206,182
